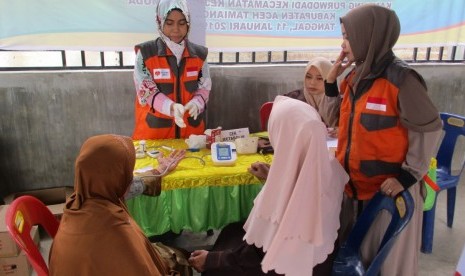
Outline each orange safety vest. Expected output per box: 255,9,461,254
132,38,208,140
336,57,422,200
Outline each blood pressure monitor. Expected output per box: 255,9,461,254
211,142,237,166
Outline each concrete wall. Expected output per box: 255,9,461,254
1,64,465,196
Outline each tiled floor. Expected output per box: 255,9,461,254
38,180,465,275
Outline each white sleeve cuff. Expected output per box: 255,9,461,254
162,98,175,116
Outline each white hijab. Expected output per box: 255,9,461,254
302,57,332,106
243,96,349,276
303,57,340,128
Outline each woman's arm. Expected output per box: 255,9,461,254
184,62,212,118
396,71,443,190
134,51,175,116
124,150,186,199
189,242,265,274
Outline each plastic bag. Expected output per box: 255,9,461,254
423,158,438,211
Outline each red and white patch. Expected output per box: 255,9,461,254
153,68,171,79
186,66,199,77
366,97,387,112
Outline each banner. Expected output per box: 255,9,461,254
0,0,464,51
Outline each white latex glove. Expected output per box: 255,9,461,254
172,103,186,128
185,101,200,120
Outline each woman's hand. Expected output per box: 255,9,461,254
326,50,353,83
327,127,338,138
155,149,186,175
248,161,271,181
188,250,208,272
171,103,186,128
380,177,405,198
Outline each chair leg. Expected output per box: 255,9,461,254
447,187,457,228
421,199,437,254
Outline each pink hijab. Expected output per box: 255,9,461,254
243,96,349,276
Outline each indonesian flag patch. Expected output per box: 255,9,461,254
366,97,387,112
153,68,171,79
186,67,199,77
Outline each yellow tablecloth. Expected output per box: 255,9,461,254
126,139,272,236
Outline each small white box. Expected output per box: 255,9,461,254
235,137,259,154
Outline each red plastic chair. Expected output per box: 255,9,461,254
260,101,273,131
5,195,60,276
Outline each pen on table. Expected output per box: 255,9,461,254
161,146,174,151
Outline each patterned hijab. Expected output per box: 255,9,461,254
49,135,169,275
243,96,349,275
156,0,190,64
340,4,400,89
156,0,190,35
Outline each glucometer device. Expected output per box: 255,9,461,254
211,142,237,166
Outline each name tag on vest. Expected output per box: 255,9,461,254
186,67,199,78
153,69,171,79
366,97,387,112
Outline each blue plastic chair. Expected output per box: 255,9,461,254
332,191,414,276
421,112,465,253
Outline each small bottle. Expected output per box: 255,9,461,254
136,140,146,159
139,140,146,152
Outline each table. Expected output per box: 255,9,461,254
126,138,272,237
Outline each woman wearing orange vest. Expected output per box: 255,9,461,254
325,5,442,275
133,0,211,140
